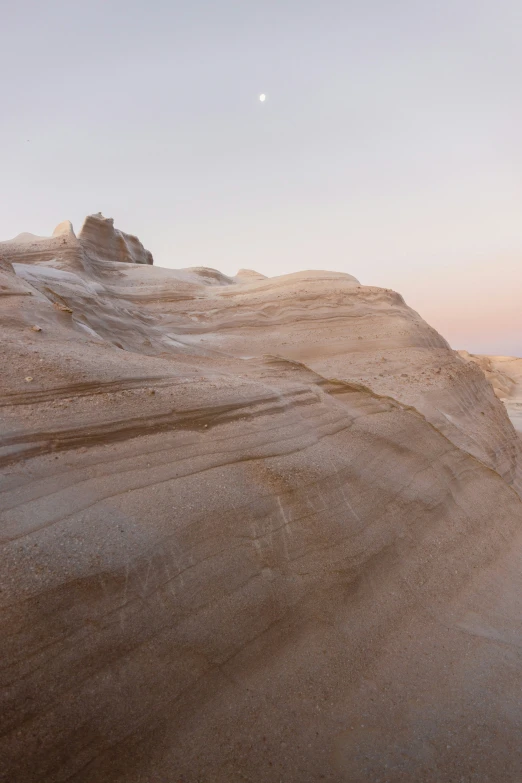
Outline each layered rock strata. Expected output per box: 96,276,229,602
2,217,522,782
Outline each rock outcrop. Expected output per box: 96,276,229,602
52,219,76,239
2,216,522,783
78,212,153,266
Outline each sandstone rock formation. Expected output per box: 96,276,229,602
52,220,76,239
78,212,153,266
2,216,522,782
459,350,522,433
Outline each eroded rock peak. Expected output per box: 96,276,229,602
78,212,153,266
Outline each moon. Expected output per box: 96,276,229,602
259,94,266,102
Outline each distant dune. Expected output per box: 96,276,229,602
2,215,522,782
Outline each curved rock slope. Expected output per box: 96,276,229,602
104,262,522,495
2,217,522,783
459,351,522,433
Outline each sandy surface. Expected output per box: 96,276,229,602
2,215,522,782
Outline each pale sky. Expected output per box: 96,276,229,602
2,0,522,355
